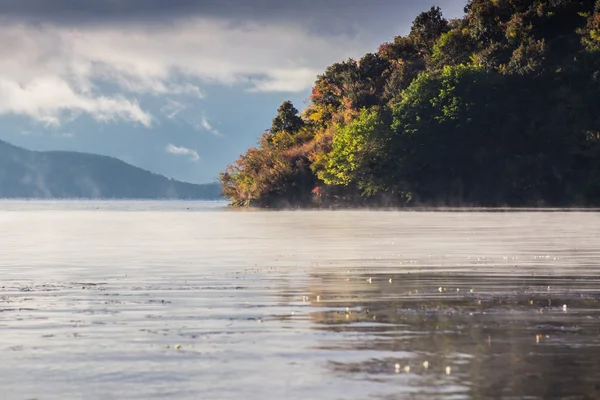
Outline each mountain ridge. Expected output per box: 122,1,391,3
0,139,220,199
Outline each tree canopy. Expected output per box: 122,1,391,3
220,0,600,208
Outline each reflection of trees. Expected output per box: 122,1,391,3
302,272,600,399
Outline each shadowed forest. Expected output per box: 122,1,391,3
220,0,600,208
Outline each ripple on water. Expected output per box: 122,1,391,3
1,204,600,399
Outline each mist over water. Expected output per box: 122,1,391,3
1,201,599,399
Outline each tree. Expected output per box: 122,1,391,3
378,36,420,62
501,38,546,76
410,6,450,57
318,107,393,196
270,101,304,135
431,29,475,68
221,0,600,208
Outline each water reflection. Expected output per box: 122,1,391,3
303,270,600,399
1,204,600,399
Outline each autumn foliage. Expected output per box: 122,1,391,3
221,1,600,207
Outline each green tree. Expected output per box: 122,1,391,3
221,0,600,208
410,6,450,57
378,36,420,62
270,101,304,135
318,108,392,196
431,29,475,68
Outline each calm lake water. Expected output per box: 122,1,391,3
1,201,599,400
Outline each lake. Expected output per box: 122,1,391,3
1,201,599,399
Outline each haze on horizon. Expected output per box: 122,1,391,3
0,0,465,184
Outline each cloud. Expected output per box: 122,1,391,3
0,76,152,127
160,100,222,136
0,1,464,32
0,1,467,127
165,143,200,162
62,18,368,92
198,116,221,136
0,15,387,127
52,131,74,138
160,99,187,120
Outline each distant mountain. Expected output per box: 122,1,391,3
0,140,221,199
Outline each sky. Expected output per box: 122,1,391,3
0,0,466,184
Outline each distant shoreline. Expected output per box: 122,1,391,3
0,197,223,201
2,199,598,212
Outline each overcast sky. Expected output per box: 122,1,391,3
0,0,466,183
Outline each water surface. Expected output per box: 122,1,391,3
1,201,599,399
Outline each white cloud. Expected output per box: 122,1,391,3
0,76,152,127
160,100,222,136
0,17,380,126
199,116,221,136
160,98,187,120
247,68,326,93
165,143,200,162
53,132,75,138
201,117,213,131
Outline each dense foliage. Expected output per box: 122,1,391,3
220,0,600,207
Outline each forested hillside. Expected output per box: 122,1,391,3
220,0,600,207
0,140,221,199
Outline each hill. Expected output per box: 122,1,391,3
0,140,221,199
220,0,600,208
